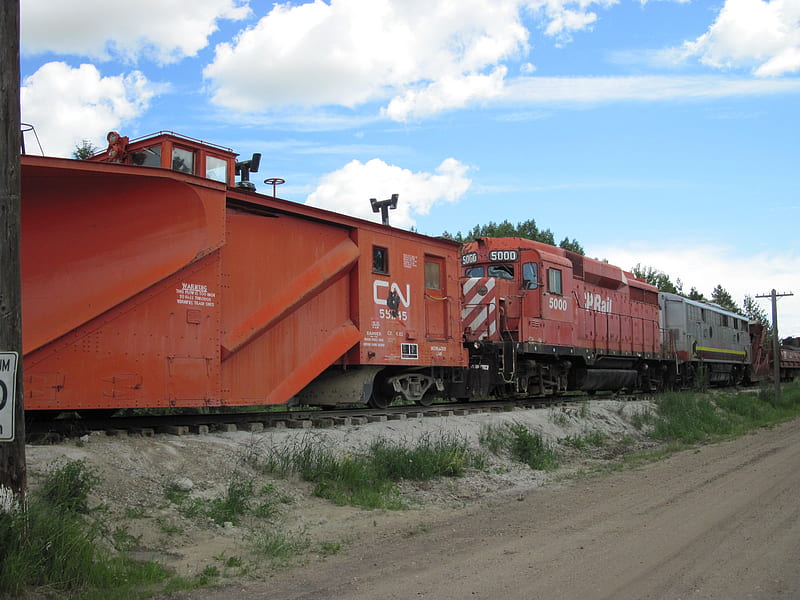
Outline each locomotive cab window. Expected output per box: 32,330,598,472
172,146,195,174
130,144,161,167
523,262,538,289
465,266,484,278
206,155,228,182
373,246,389,274
548,268,563,295
488,264,514,280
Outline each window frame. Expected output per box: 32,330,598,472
547,268,563,295
424,260,441,290
523,262,538,290
171,145,196,174
487,264,514,280
372,246,389,274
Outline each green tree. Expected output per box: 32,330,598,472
558,237,584,255
72,139,99,159
743,294,769,330
631,264,683,294
445,219,582,255
711,285,742,315
687,287,707,302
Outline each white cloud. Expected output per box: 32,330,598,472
592,241,800,335
502,74,800,103
21,62,159,157
679,0,800,76
524,0,618,41
382,67,508,121
204,0,529,114
21,0,250,64
305,158,472,229
202,0,800,121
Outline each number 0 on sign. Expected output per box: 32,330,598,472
0,352,18,442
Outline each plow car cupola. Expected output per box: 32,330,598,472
90,130,241,187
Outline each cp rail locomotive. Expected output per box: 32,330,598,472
19,131,753,417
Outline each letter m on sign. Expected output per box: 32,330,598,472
0,352,19,441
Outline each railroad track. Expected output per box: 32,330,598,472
26,393,652,443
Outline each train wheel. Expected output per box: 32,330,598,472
417,390,436,407
368,392,392,410
368,375,395,409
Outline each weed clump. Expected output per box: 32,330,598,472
479,422,560,471
166,475,291,527
0,460,169,598
256,432,483,509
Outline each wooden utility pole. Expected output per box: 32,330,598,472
755,289,794,401
0,0,26,501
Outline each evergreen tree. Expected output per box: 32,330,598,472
631,264,682,294
72,139,99,159
743,294,770,329
559,237,584,255
445,219,582,255
687,287,707,302
711,285,742,314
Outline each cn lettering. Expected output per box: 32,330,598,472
373,280,411,308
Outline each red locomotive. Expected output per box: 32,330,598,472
453,237,662,399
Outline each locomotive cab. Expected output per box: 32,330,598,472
461,237,574,346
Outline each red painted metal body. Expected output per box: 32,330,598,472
21,132,466,411
461,237,660,358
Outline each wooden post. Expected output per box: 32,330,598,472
0,0,26,502
756,289,794,402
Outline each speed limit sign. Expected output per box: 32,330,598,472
0,352,18,442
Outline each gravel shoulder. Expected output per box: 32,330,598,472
176,418,800,600
25,400,800,598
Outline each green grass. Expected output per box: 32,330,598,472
649,382,800,444
248,527,310,564
562,429,606,451
0,460,275,599
479,422,560,471
166,475,288,527
257,432,484,509
630,405,656,430
0,461,171,599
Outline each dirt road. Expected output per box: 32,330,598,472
175,419,800,599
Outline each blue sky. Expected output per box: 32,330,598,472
19,0,800,333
